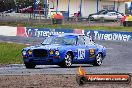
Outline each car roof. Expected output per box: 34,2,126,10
108,12,116,13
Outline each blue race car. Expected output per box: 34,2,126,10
21,34,106,68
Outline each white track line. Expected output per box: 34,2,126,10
106,48,113,50
2,41,31,46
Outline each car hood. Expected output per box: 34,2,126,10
24,44,71,50
23,44,106,51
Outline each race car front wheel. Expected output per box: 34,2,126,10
89,17,95,21
93,53,103,66
24,62,36,69
58,53,72,68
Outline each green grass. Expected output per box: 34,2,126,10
0,22,132,32
0,42,27,64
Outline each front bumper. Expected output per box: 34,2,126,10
23,56,63,65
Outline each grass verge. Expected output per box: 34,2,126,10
0,22,132,32
0,42,26,64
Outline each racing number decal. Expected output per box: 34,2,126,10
78,49,85,59
89,49,95,58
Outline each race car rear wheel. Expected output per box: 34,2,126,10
93,53,103,66
24,62,36,69
59,53,72,68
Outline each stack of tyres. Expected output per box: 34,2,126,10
52,14,63,24
52,19,62,24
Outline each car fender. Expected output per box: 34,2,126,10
61,49,74,61
53,49,72,63
63,49,73,57
97,48,106,59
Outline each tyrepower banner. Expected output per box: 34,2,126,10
17,27,132,41
85,30,132,41
17,27,75,37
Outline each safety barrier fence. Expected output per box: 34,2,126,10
0,26,132,42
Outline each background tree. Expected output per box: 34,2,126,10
0,0,16,12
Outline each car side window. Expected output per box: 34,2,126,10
77,36,85,45
101,11,107,15
116,13,119,15
111,13,116,16
107,12,112,16
84,36,94,45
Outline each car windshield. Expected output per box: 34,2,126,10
98,10,106,14
41,36,76,45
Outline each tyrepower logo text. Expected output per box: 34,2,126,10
86,31,132,41
94,31,131,41
27,29,64,37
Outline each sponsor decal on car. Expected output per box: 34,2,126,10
89,49,95,58
78,49,85,59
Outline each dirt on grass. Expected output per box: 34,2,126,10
0,74,131,88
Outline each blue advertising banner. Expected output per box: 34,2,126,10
26,28,74,37
85,30,132,41
24,27,132,41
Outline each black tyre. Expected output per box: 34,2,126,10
114,18,120,22
93,53,103,66
88,16,94,21
24,62,36,69
52,19,56,24
58,53,72,67
76,76,87,85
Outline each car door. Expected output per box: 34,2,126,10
72,35,88,63
107,12,117,20
84,36,98,62
98,11,108,20
105,12,112,20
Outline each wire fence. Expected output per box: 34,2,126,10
0,12,51,24
0,12,121,27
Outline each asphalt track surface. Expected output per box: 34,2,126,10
0,35,132,75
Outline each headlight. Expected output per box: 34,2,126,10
55,50,59,56
49,50,53,55
28,50,32,55
22,50,26,56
